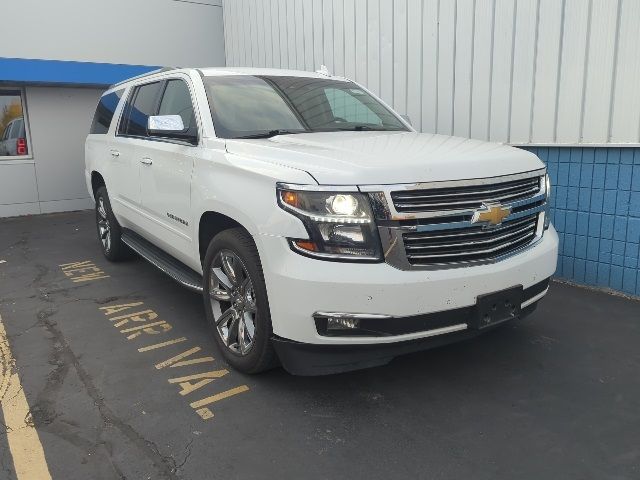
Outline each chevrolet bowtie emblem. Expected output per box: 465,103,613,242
471,203,511,227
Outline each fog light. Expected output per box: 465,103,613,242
327,317,360,330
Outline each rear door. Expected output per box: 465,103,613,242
138,77,201,264
111,81,163,226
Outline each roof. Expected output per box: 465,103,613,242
105,66,351,93
197,66,349,80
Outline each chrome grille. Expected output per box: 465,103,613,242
390,176,541,213
402,214,538,266
362,169,549,270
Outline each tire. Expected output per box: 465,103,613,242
94,186,133,262
202,228,278,374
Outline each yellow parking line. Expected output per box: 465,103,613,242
0,314,52,480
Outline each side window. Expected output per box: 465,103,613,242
90,89,124,134
324,88,383,126
119,82,162,137
156,80,198,143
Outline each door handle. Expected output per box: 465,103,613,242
140,157,153,165
110,149,120,157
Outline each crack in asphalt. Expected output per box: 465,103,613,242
30,265,50,287
35,309,182,479
175,438,195,474
1,225,185,479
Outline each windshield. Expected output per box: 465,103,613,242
203,75,408,139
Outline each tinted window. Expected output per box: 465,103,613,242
0,89,29,157
90,90,123,134
324,88,383,126
205,76,305,138
119,82,162,137
157,80,198,142
203,75,407,139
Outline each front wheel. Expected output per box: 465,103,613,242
202,228,277,374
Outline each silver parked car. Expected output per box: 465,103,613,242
0,117,27,156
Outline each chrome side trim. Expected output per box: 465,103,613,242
314,312,393,319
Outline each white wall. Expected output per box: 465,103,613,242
222,0,640,146
0,87,102,217
0,0,226,217
0,0,225,67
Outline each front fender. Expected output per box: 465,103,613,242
191,149,316,262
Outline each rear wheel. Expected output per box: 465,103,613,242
95,186,132,261
202,228,277,373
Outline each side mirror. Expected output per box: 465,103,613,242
400,114,412,126
147,115,197,144
148,115,185,134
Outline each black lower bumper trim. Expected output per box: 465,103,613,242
275,298,542,376
313,277,551,338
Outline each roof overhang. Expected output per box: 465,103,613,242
0,57,160,87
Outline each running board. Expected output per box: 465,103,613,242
121,229,203,293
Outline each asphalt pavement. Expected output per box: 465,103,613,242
0,211,638,479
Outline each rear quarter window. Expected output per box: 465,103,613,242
90,89,124,134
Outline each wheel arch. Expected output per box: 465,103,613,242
198,211,253,263
91,171,106,198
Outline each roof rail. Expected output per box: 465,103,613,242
109,67,178,89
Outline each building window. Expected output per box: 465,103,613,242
0,89,30,158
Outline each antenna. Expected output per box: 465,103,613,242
315,65,331,76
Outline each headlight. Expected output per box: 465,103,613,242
277,185,382,261
544,173,552,229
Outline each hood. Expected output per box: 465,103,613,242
224,131,544,185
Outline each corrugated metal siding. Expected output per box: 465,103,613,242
222,0,640,146
525,147,640,296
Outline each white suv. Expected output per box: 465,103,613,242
85,67,558,375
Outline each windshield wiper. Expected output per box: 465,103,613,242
234,129,306,139
331,125,394,132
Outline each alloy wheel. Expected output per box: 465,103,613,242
97,198,111,253
209,250,257,355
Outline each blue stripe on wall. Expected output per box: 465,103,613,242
0,57,160,86
523,147,640,297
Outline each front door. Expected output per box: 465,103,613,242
138,78,200,266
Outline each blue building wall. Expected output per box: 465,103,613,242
524,147,640,297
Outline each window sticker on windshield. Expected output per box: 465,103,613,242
349,89,366,95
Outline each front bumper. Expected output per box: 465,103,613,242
258,225,558,347
272,299,541,375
